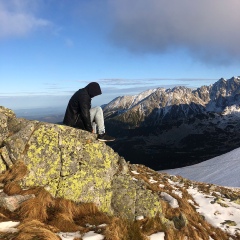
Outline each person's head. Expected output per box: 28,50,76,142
85,82,102,98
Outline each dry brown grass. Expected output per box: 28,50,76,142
53,198,79,219
48,212,84,232
104,217,148,240
3,181,22,195
17,198,49,222
0,207,18,222
140,214,165,236
76,212,112,227
0,160,28,183
22,186,54,207
75,202,99,218
48,199,102,232
0,212,8,221
15,219,60,240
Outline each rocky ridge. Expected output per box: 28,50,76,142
103,77,240,127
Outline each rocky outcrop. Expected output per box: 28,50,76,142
0,106,161,220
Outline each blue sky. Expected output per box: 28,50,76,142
1,0,240,111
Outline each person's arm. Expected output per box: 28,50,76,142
78,96,93,132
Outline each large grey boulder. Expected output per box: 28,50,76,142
0,106,161,219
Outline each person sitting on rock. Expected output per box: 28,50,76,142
63,82,115,142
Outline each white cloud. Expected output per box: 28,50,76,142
0,0,51,38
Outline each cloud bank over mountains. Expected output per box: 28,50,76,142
107,0,240,65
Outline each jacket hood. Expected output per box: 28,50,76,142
85,82,102,98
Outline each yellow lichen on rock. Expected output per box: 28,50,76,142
23,124,62,196
56,138,118,214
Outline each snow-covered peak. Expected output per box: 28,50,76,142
104,88,158,110
222,105,240,116
103,88,159,118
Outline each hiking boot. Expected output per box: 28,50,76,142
97,133,115,142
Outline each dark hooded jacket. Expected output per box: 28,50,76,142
63,82,102,132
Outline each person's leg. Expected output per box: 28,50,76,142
90,107,115,142
89,107,105,134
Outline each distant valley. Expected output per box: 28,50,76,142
15,107,65,123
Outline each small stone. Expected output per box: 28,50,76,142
221,220,237,226
0,194,35,212
172,213,188,229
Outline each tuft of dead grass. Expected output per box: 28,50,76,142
0,206,18,222
48,212,84,232
140,214,165,236
53,198,79,220
3,181,22,195
104,217,148,240
0,212,8,221
0,160,28,183
24,187,54,207
75,202,99,218
17,198,49,222
15,219,60,240
76,212,112,227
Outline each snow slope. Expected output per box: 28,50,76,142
161,147,240,187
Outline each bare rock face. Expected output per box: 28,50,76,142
0,106,161,219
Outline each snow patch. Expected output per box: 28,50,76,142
131,170,139,175
149,177,158,183
0,221,19,233
149,232,165,240
58,231,82,240
187,187,240,235
161,147,240,187
161,192,179,208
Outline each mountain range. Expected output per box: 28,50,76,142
104,76,240,127
103,76,240,170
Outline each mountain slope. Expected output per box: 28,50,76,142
160,147,240,187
